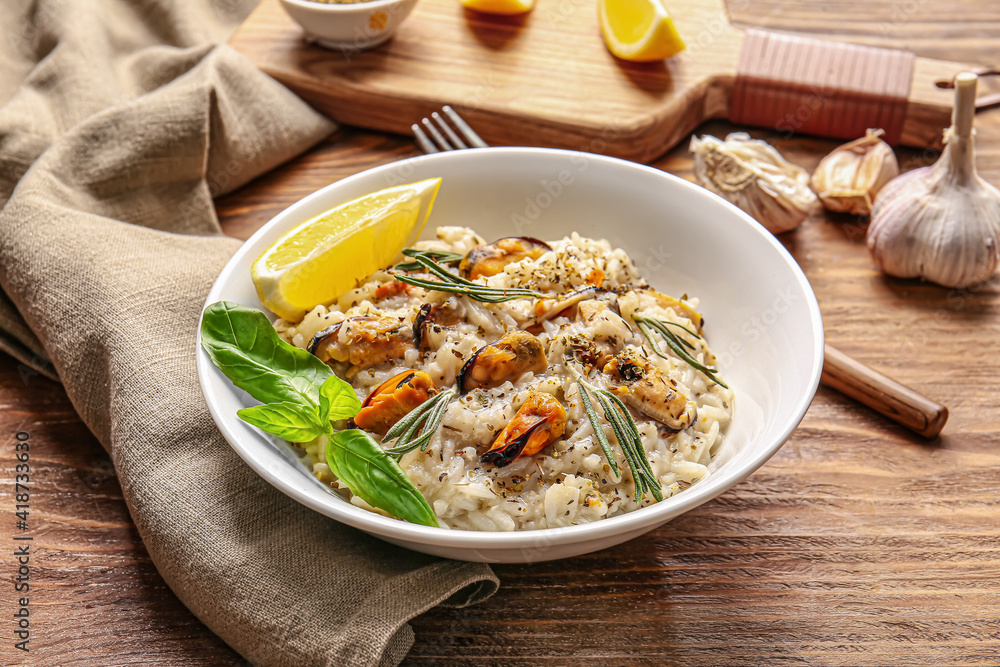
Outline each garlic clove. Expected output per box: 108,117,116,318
811,129,899,216
690,132,816,234
867,73,1000,288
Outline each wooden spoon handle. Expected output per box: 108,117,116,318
821,344,949,439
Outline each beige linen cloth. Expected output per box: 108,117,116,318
0,0,498,664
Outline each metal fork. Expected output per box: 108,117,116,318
412,105,489,153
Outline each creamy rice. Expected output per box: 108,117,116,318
275,226,733,531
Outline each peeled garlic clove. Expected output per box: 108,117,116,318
811,129,899,216
690,132,816,234
867,73,1000,289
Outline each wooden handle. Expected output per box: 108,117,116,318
821,344,948,438
729,29,971,150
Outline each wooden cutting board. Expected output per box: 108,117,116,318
229,0,975,162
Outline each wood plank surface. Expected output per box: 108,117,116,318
3,0,1000,664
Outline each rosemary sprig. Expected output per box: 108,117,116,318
571,369,661,502
594,389,662,502
382,386,458,457
575,379,621,480
393,249,543,303
654,320,697,350
394,249,463,272
633,314,728,389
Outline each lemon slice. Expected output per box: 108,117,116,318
251,178,442,322
460,0,534,15
598,0,686,62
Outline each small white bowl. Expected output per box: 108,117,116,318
197,148,824,563
279,0,419,51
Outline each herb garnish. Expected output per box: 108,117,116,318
381,386,458,457
326,430,438,527
394,249,463,272
575,379,621,479
633,314,728,389
571,368,662,502
393,249,543,303
200,301,438,527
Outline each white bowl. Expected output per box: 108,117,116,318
197,148,824,563
279,0,419,51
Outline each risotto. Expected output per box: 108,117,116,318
273,226,734,531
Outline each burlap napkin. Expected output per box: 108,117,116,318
0,1,498,665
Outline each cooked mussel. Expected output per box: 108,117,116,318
603,349,697,430
481,392,567,467
459,237,552,279
629,287,704,333
457,330,547,393
308,316,412,369
532,286,620,323
413,303,461,351
353,370,438,435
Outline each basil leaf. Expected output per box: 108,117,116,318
200,301,331,408
319,375,362,424
237,402,327,443
326,430,438,527
201,302,428,525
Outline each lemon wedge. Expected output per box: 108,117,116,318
598,0,686,62
460,0,534,15
251,178,442,322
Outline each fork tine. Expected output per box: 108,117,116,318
442,105,489,148
421,118,454,151
431,112,468,149
412,124,439,154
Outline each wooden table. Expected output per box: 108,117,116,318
3,2,1000,664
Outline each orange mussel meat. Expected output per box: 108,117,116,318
459,237,552,280
308,316,413,370
353,370,438,435
458,330,547,394
481,392,567,467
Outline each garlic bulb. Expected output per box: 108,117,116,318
690,132,816,234
811,129,899,215
868,73,1000,288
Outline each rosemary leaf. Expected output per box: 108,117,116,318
638,319,695,353
383,394,436,440
393,251,543,303
659,319,701,340
415,390,454,452
396,407,429,448
595,394,645,496
636,321,664,358
634,315,729,389
602,390,663,502
381,436,422,457
395,250,463,272
576,380,621,478
594,389,659,502
382,386,457,457
566,365,662,502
